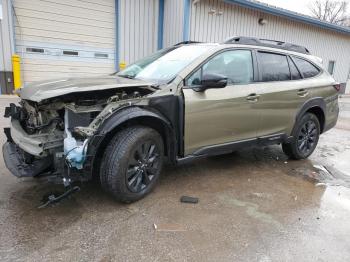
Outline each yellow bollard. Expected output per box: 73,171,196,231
119,61,126,70
12,54,22,90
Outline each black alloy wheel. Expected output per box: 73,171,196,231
297,120,318,155
126,141,161,193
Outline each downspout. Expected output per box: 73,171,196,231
183,0,191,41
157,0,164,50
114,0,120,71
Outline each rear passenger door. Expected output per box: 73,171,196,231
256,51,315,137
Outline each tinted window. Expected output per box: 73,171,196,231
258,52,290,81
293,57,320,78
187,50,254,86
288,57,302,80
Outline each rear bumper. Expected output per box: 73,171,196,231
3,141,52,178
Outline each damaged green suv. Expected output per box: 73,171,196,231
3,37,339,203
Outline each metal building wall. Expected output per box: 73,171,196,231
189,0,350,83
0,0,15,93
119,0,159,65
163,0,184,47
13,0,116,84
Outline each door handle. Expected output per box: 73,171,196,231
297,89,309,97
246,93,260,102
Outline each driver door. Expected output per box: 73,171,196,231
182,49,262,155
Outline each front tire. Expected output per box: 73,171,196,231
282,113,320,160
100,126,164,203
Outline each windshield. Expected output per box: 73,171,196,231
117,45,211,84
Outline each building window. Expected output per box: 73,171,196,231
328,61,335,75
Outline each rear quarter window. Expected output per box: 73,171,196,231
292,57,320,78
288,56,302,80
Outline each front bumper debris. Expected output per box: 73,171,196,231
10,119,63,157
2,142,52,178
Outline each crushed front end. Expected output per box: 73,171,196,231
3,86,154,184
3,99,91,182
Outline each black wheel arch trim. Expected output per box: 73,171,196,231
97,106,173,135
86,105,178,178
293,97,326,134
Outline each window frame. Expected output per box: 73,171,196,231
290,55,322,79
184,48,259,87
255,48,323,82
287,56,302,80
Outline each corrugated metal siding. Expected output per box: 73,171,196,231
119,0,158,65
0,0,15,71
163,0,184,47
13,0,115,84
190,0,350,82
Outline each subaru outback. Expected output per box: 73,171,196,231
3,37,339,203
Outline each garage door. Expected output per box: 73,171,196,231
13,0,116,85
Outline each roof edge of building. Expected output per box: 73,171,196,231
223,0,350,36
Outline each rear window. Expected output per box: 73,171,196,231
292,57,320,78
258,52,290,81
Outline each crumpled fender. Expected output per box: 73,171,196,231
85,106,176,175
96,106,172,135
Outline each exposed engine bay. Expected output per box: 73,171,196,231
4,87,155,181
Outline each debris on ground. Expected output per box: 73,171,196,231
153,223,186,232
180,196,199,204
249,192,272,199
38,186,80,209
315,182,327,187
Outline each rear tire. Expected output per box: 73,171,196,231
100,126,164,203
282,113,320,160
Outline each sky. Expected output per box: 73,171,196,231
258,0,350,16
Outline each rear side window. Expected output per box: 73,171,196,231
288,57,302,80
258,52,290,81
292,57,320,78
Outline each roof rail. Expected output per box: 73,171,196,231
173,41,202,46
224,36,310,54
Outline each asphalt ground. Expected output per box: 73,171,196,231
1,96,350,262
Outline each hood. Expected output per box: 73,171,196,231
18,75,156,102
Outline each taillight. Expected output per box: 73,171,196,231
333,83,341,92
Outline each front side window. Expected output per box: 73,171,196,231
117,45,212,84
258,52,290,81
292,57,320,78
187,50,254,86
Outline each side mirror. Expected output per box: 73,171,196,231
193,73,227,91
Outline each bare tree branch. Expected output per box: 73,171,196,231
308,0,350,26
